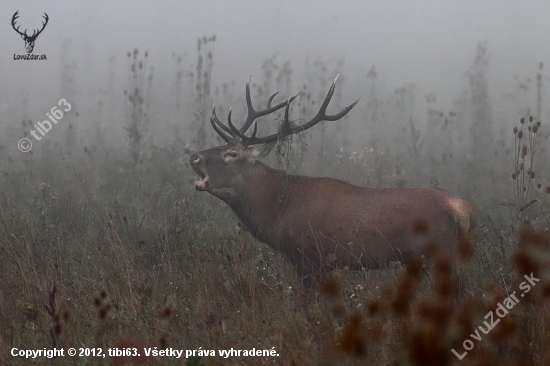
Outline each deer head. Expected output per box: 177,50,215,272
189,76,359,202
12,11,49,54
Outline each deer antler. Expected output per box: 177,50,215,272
211,76,299,144
210,76,359,147
11,11,49,40
11,11,25,37
31,13,49,39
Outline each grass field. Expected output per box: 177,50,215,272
2,47,550,365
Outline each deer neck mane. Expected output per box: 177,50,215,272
228,161,290,241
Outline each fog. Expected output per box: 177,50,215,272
1,0,549,163
3,3,550,361
1,4,547,99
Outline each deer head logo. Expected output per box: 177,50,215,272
12,11,49,54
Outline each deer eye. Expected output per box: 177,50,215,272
225,152,238,158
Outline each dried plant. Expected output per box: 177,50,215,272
510,116,542,224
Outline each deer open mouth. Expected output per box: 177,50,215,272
192,165,210,191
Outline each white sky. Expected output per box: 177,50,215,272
1,0,549,134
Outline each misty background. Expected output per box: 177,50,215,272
1,0,549,209
3,3,550,362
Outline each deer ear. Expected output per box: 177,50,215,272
249,141,276,160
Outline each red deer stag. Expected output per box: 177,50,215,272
190,76,476,287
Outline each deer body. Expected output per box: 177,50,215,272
196,157,475,283
190,76,476,285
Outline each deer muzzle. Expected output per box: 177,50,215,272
189,154,209,191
